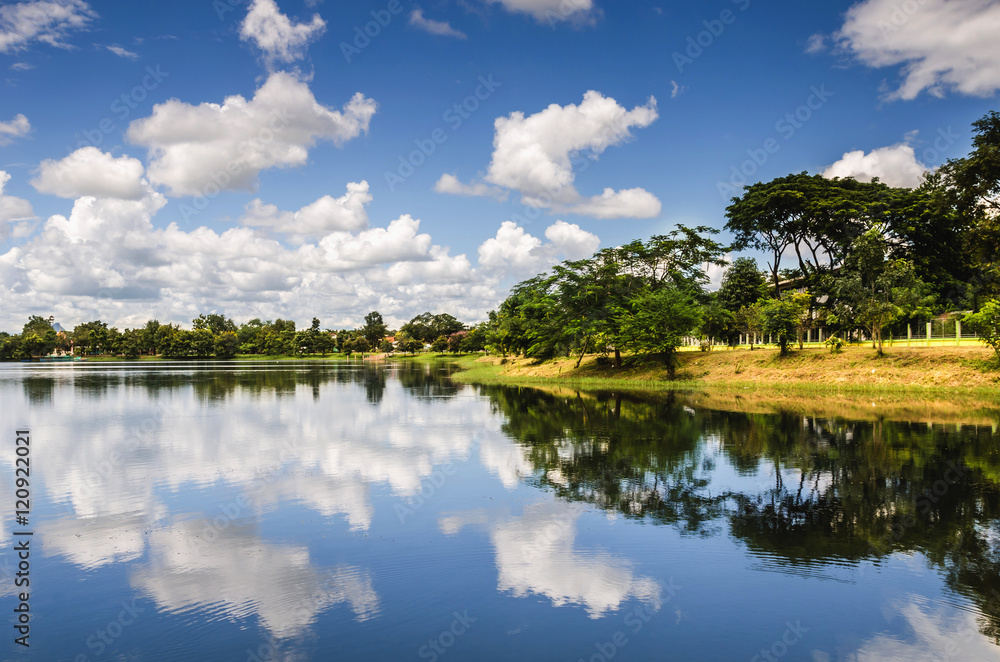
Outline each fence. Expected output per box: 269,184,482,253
683,320,982,351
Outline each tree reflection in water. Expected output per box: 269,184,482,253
476,384,1000,643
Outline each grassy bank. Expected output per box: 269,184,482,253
445,345,1000,395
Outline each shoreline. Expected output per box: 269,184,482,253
442,345,1000,397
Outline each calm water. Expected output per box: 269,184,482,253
1,362,999,661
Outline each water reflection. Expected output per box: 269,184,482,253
478,384,1000,645
441,501,662,618
131,520,378,638
2,362,1000,660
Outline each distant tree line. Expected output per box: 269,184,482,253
0,310,491,361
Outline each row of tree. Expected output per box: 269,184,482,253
0,310,488,360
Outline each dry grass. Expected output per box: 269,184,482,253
463,344,1000,391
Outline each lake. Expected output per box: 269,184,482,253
2,361,999,661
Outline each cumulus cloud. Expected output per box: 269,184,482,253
478,220,599,277
0,0,95,53
488,0,596,25
240,0,326,65
439,91,660,219
409,8,467,39
434,173,507,200
242,181,371,242
822,141,928,188
562,187,661,219
0,162,596,327
0,113,30,144
127,72,376,197
32,147,146,200
834,0,1000,100
0,171,36,241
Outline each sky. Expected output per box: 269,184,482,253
0,0,998,331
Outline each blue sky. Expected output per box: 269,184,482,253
0,0,998,330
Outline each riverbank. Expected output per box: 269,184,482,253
445,345,1000,394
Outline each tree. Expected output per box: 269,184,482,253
618,286,703,376
193,313,237,336
717,257,769,313
939,110,1000,302
431,335,448,353
447,331,468,353
142,319,161,355
397,335,422,355
121,329,143,359
314,332,336,356
361,311,388,350
827,229,931,356
737,301,766,350
215,331,239,359
400,313,465,344
965,300,1000,364
760,296,802,356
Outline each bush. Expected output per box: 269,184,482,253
825,336,845,354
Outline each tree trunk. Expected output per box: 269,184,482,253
614,347,622,369
575,335,590,369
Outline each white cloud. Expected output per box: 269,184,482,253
240,0,326,65
9,61,34,71
477,220,598,277
440,91,660,219
434,173,507,200
560,187,661,219
0,113,30,144
488,0,596,24
0,165,598,327
0,171,36,241
315,214,433,266
834,0,1000,100
409,8,467,39
242,180,371,241
822,141,928,188
32,147,146,200
106,44,137,59
127,72,376,197
0,0,95,53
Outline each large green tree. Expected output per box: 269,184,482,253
361,311,389,350
827,229,932,355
